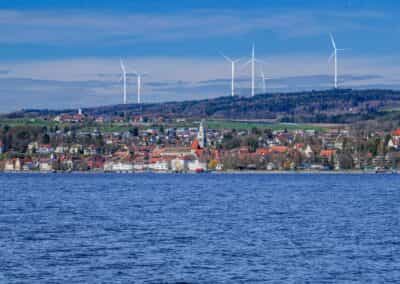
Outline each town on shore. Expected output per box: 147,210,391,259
1,109,400,174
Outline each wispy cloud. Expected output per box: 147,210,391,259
0,8,389,45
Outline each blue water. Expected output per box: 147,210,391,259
0,173,399,283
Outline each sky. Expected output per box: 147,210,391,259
1,0,400,112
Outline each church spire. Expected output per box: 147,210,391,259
197,119,207,149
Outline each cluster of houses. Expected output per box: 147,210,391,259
0,120,211,173
3,113,400,172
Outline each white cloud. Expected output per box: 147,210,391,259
0,8,389,45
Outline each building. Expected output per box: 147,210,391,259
171,157,190,172
39,160,53,172
55,145,68,154
197,119,207,149
148,160,170,172
37,144,54,155
27,142,39,154
104,161,133,173
187,159,207,172
4,158,22,172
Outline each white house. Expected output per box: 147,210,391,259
4,158,22,171
388,139,396,149
55,145,68,154
37,145,54,155
4,160,15,171
148,160,170,172
84,146,97,156
133,163,146,171
70,144,83,155
187,160,207,172
39,161,53,172
303,145,314,158
27,142,39,154
104,161,133,173
171,158,189,172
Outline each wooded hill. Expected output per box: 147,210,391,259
6,89,400,124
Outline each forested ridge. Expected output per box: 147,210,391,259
6,89,400,123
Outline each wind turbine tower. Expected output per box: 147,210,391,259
244,43,259,97
133,70,147,104
329,34,346,89
251,44,255,97
137,73,142,104
120,59,127,104
260,69,271,93
222,54,240,97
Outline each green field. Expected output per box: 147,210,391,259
0,118,58,128
0,117,332,133
204,120,329,131
81,123,133,133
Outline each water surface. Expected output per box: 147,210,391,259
0,173,399,283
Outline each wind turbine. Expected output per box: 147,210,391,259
250,44,255,96
244,43,264,97
260,69,272,93
120,59,127,104
221,53,241,97
329,33,346,89
132,70,148,104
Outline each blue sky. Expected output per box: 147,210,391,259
0,0,400,112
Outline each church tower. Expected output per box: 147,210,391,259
197,119,207,149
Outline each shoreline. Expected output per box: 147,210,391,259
0,170,396,175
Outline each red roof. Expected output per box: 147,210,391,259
320,149,336,158
191,139,201,150
256,148,270,156
270,146,288,153
393,129,400,136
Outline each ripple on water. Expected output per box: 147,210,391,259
0,173,400,282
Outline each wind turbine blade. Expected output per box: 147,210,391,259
254,58,267,64
328,52,335,62
120,59,126,72
243,60,252,67
329,33,336,49
220,52,233,62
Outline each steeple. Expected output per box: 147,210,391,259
197,119,207,149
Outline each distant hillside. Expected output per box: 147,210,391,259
6,89,400,124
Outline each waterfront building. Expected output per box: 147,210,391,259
104,161,134,173
171,157,190,172
4,158,22,172
39,160,53,172
148,160,170,172
4,160,15,171
187,159,207,172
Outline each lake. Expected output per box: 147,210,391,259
0,173,399,283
